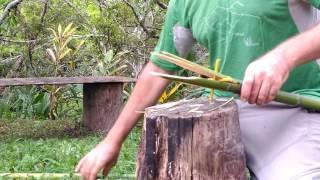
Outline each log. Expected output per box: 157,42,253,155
83,83,123,133
136,97,247,180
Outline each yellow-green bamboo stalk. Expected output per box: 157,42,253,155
151,72,320,111
0,173,135,179
0,173,80,179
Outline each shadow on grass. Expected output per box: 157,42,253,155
0,119,97,140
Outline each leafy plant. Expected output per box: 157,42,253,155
44,23,85,119
93,49,128,76
0,86,49,119
47,23,85,76
0,0,169,121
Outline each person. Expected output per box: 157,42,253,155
76,0,320,179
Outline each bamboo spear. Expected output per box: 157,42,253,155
151,72,320,111
0,173,80,179
154,51,320,110
0,173,135,179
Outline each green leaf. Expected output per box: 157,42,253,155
110,65,127,75
104,50,114,63
60,37,73,51
58,24,62,38
48,28,59,43
33,92,45,104
97,62,106,75
59,48,72,60
62,23,73,37
64,27,77,38
73,40,85,55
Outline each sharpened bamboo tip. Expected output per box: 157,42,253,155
150,71,162,77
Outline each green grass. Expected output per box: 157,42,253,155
0,119,141,179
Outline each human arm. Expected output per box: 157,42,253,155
75,62,173,180
241,23,320,105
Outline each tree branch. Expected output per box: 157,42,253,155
0,36,37,43
154,0,167,9
40,0,49,25
0,0,24,25
122,0,149,34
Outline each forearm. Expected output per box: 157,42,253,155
276,23,320,69
102,62,172,145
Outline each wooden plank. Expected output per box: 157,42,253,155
0,76,136,86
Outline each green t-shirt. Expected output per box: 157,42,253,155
151,0,320,98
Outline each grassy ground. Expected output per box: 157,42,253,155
0,119,141,179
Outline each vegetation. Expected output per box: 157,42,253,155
0,0,169,119
0,0,207,178
0,119,141,178
0,0,167,178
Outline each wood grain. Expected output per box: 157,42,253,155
137,97,247,180
83,83,124,133
0,76,135,86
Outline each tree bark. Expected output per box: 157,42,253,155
83,83,123,133
0,0,24,25
137,97,247,180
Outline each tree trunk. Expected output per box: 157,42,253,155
136,97,247,180
83,83,123,133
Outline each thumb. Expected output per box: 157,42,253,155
102,157,117,177
102,163,114,177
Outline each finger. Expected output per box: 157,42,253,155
267,85,279,102
79,161,93,180
79,163,90,180
85,169,98,180
88,166,101,180
241,70,255,102
102,164,113,177
89,173,96,180
78,159,95,180
103,155,117,177
248,74,263,104
75,156,86,172
257,78,272,105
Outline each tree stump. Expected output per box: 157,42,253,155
83,83,123,133
136,97,246,180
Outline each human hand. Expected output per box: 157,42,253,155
241,51,293,105
75,141,120,180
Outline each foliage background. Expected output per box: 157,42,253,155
0,0,169,176
0,0,169,119
0,0,212,177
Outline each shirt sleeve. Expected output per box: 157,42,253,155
150,0,184,71
309,0,320,9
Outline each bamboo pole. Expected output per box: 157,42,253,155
0,173,80,179
0,173,135,179
151,72,320,111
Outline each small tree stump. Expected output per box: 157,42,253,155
83,83,123,133
136,97,246,180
